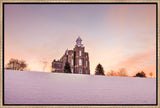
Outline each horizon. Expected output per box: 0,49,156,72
4,4,156,77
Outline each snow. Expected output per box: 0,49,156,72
4,70,156,104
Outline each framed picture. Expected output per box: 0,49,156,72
1,0,159,107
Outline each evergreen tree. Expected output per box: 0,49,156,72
64,62,71,73
135,71,146,77
95,63,105,75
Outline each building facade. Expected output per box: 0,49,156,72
52,37,90,74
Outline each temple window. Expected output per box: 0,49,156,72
79,51,82,56
79,59,82,66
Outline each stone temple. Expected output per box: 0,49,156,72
52,37,90,74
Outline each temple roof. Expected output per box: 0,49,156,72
76,36,82,42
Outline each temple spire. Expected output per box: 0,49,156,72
76,36,83,47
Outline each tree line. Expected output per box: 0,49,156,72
64,61,153,78
5,58,154,78
95,63,154,78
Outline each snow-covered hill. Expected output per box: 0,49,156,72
4,70,156,104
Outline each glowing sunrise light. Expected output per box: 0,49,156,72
4,4,156,77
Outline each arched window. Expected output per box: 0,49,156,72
79,59,82,66
86,61,88,67
79,51,82,56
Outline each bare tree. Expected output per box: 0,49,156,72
40,60,48,72
118,68,128,77
149,72,153,78
106,68,128,77
107,70,119,76
5,58,27,71
107,70,115,76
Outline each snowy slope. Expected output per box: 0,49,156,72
4,70,156,104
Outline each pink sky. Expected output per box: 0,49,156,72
4,4,156,77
